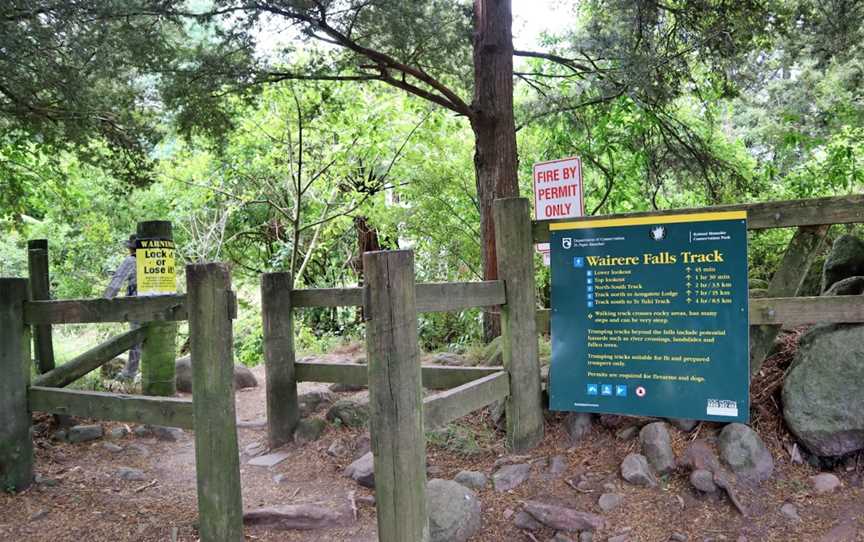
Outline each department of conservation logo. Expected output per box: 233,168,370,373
562,237,572,249
649,226,666,241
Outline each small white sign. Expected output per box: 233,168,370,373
533,156,584,220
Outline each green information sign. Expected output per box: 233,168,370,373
549,211,749,422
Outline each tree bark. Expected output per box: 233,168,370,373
471,0,520,341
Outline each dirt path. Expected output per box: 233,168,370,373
2,364,864,541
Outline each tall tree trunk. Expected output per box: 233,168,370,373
471,0,519,341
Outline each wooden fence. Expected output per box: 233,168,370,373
0,263,245,542
261,197,543,541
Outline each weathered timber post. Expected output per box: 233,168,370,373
137,221,177,396
28,239,55,374
0,278,33,491
493,197,544,452
364,250,429,542
261,272,299,448
186,263,244,542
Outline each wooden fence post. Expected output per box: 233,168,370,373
187,263,243,541
261,272,299,448
364,250,429,542
28,239,55,374
493,197,545,452
0,278,33,491
138,221,177,396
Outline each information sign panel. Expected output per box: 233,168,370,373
549,211,749,422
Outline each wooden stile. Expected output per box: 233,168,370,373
364,250,429,542
187,263,244,542
261,272,299,448
494,198,545,452
0,278,33,491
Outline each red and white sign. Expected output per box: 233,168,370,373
533,156,584,220
533,156,584,264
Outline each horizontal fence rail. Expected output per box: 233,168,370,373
24,293,238,325
423,371,510,430
291,280,506,312
24,295,188,325
295,361,503,389
29,386,194,429
535,295,864,334
533,194,864,242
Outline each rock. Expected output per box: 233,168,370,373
545,455,567,479
780,503,801,522
294,418,326,443
243,442,266,458
598,493,623,512
822,235,864,292
329,382,366,392
481,335,503,366
151,425,184,442
298,390,335,417
718,423,774,483
175,356,257,392
427,352,470,366
51,429,67,442
680,440,722,473
824,276,864,296
127,443,150,456
616,426,639,440
29,510,49,522
343,451,375,488
669,533,688,541
579,533,593,542
426,479,482,542
102,442,123,453
353,433,372,459
668,419,699,432
248,451,290,468
639,422,676,475
327,438,350,458
68,424,103,443
689,469,718,493
454,470,487,490
522,501,605,532
34,474,59,487
493,463,531,492
514,510,542,530
810,473,841,494
620,453,657,487
107,427,128,440
133,425,152,438
116,467,146,481
325,399,369,427
563,412,594,444
783,324,864,456
243,503,353,529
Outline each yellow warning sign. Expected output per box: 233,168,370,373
135,238,176,296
